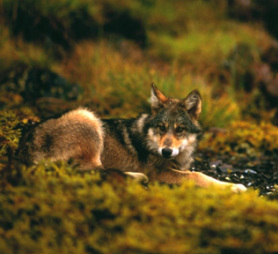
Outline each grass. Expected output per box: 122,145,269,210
51,40,240,127
149,22,269,72
0,26,54,69
1,0,275,125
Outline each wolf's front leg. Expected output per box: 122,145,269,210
155,169,247,193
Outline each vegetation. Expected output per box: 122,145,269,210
1,166,278,254
200,121,278,158
0,0,278,253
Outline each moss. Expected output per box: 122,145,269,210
199,121,278,158
0,109,39,168
0,164,277,254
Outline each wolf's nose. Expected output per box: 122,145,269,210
162,148,173,158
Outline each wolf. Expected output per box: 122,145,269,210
18,84,246,192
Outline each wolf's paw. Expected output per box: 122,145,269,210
125,172,149,184
230,183,247,193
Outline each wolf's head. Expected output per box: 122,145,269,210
145,84,202,159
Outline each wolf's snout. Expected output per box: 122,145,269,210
162,148,173,158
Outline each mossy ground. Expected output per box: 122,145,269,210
1,165,278,254
0,0,278,253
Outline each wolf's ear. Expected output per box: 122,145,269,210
184,89,202,120
150,83,168,112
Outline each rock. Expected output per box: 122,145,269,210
209,160,222,169
257,65,278,107
23,67,82,101
244,169,257,174
227,0,278,39
255,63,273,85
224,43,255,92
218,164,234,173
0,66,83,103
261,44,278,72
266,74,278,98
271,110,278,126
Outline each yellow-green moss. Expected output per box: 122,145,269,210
199,121,278,158
0,164,277,254
0,109,39,168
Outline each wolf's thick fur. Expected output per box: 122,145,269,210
18,84,246,192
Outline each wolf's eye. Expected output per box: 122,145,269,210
158,125,166,132
175,127,185,133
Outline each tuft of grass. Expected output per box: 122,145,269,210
0,26,54,70
54,40,240,127
200,93,240,129
149,22,272,73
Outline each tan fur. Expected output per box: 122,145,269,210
29,108,104,170
19,86,247,192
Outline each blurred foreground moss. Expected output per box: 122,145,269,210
0,164,277,254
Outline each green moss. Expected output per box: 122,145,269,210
0,111,21,159
0,165,277,254
200,121,278,158
0,109,39,168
